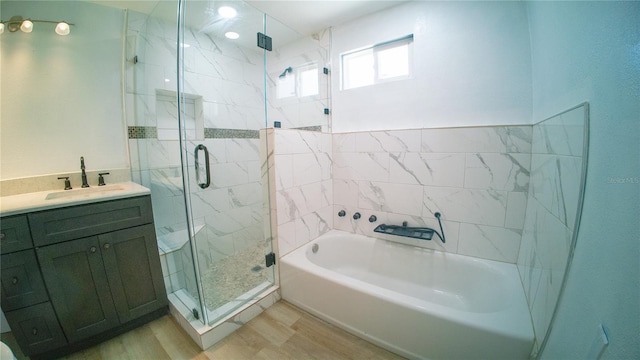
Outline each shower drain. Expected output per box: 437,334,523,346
251,265,263,272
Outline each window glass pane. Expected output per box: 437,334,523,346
343,49,374,89
377,44,409,80
341,35,412,90
299,67,318,97
277,74,296,98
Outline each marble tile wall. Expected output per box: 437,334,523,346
517,104,587,356
266,30,331,131
333,126,532,263
267,129,333,256
270,126,532,263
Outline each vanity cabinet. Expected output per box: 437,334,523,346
37,224,165,343
0,195,167,358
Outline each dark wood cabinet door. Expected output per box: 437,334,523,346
0,250,48,310
36,236,119,343
99,224,167,323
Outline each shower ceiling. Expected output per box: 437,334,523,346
86,0,407,46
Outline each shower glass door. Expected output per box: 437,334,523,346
177,0,275,325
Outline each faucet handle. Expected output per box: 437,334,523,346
98,172,110,186
57,177,72,190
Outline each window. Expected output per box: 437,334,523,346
277,64,319,99
299,66,319,97
341,35,413,90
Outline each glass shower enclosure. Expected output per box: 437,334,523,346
126,0,277,327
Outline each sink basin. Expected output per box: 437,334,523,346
45,184,126,200
1,181,151,217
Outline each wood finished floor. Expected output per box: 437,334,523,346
2,301,405,360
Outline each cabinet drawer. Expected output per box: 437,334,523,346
1,249,48,311
0,215,33,254
29,196,153,247
4,302,67,356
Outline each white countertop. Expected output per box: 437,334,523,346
0,181,151,217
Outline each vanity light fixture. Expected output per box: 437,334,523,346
0,15,74,35
20,19,33,33
55,21,71,36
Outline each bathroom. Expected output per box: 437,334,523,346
1,0,638,359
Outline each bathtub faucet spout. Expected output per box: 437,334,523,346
373,213,446,244
374,223,435,241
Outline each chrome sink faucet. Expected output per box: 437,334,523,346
80,156,90,187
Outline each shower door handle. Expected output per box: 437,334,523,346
194,144,211,189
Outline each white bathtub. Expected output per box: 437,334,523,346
280,230,534,360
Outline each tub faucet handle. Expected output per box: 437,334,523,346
338,210,346,217
353,212,361,220
369,215,377,223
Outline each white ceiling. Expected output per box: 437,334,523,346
245,0,407,36
87,0,407,38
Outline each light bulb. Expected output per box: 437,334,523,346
20,20,33,33
55,22,70,36
218,6,237,18
225,31,239,40
0,23,4,34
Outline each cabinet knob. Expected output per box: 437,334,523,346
0,233,5,240
32,327,38,336
103,243,110,250
89,246,97,253
12,277,18,285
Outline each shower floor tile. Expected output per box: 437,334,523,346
198,241,270,311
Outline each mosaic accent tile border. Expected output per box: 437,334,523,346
128,126,157,139
129,127,262,139
205,128,259,139
293,126,322,132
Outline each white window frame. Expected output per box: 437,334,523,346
341,34,414,90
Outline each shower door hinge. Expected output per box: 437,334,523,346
257,33,273,51
265,252,276,268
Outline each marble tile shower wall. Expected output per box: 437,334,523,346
517,105,586,355
126,12,266,131
126,11,267,293
332,126,532,262
269,129,333,256
266,30,331,131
